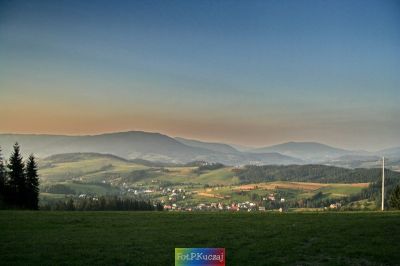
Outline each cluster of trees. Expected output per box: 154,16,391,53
41,196,163,211
43,181,115,195
42,184,75,195
356,175,400,209
282,182,400,210
389,185,400,209
241,190,338,210
247,182,400,210
194,163,224,174
287,193,346,209
237,165,400,184
250,191,345,210
0,143,39,210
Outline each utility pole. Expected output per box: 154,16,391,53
381,157,385,211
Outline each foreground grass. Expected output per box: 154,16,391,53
0,211,399,265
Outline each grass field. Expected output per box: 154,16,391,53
1,211,399,265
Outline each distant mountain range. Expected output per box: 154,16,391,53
0,131,399,167
174,137,239,154
0,132,300,165
378,147,400,159
251,141,351,162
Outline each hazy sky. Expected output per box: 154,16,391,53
0,0,399,150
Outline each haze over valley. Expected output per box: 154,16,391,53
1,131,399,169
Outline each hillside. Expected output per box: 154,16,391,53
236,164,400,184
38,153,398,197
35,152,400,211
251,141,351,162
38,153,239,197
324,154,382,169
175,137,239,154
0,131,209,163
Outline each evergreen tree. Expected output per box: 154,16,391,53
66,198,75,211
389,185,400,210
0,147,6,205
7,143,26,208
25,154,39,210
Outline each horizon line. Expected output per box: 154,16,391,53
0,130,396,152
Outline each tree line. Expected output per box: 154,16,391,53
0,143,39,210
355,174,400,209
41,196,164,211
194,163,225,174
237,164,400,184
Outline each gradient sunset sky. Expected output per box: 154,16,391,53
0,0,399,150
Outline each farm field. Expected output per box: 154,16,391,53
1,211,400,265
183,181,368,207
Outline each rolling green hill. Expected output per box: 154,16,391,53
39,153,148,183
38,153,237,198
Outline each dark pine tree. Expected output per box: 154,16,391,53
389,185,400,210
25,154,39,210
7,143,26,208
0,146,6,205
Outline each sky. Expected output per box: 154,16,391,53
0,0,399,150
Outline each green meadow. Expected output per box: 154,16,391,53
1,211,399,265
38,153,237,188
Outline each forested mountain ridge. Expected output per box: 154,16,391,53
237,164,400,184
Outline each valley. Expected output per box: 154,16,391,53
38,152,399,211
1,131,399,212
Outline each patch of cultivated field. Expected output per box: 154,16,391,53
0,211,399,265
192,181,369,203
196,192,226,199
235,182,369,191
